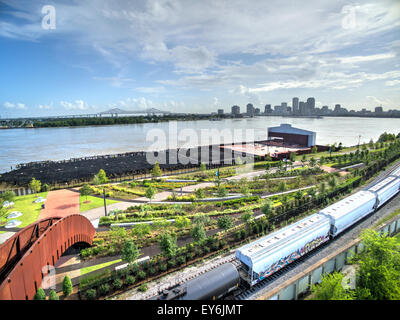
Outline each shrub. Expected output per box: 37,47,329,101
137,270,146,280
125,275,136,286
62,276,73,297
167,259,176,268
99,283,110,296
177,255,186,265
33,288,46,300
139,284,148,292
113,278,123,290
159,263,167,272
84,289,97,300
49,290,59,300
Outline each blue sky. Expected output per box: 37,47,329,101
0,0,399,117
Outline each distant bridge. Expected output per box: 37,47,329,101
0,108,172,123
0,214,95,300
98,107,171,117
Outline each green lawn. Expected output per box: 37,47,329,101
80,258,122,276
1,192,48,229
80,195,119,212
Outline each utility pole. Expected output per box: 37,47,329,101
103,188,107,216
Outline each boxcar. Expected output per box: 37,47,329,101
390,166,400,177
318,190,376,237
235,213,331,286
367,176,400,208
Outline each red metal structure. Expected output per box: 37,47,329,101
0,214,95,300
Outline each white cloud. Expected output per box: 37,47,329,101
385,79,400,86
3,101,27,109
60,100,90,110
338,52,396,64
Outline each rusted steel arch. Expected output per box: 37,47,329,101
0,214,95,300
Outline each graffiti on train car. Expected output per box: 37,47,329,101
259,235,328,279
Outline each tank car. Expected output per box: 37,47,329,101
150,263,240,300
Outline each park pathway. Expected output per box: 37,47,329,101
39,189,80,219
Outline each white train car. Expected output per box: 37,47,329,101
235,213,331,286
318,190,376,237
390,166,400,177
367,176,400,208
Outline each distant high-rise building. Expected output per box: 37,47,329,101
255,108,260,115
292,97,299,114
231,105,240,116
375,106,383,113
299,101,306,115
264,104,272,114
306,97,315,114
217,109,224,115
246,103,255,117
334,104,341,113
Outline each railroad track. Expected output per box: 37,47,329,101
231,159,400,300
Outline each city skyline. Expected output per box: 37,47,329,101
1,0,400,118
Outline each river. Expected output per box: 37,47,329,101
1,116,399,173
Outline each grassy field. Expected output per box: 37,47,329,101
80,195,119,212
80,258,122,276
1,192,49,229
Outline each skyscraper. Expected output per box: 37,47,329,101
292,97,299,114
299,101,306,115
306,97,315,115
231,105,240,116
246,103,255,117
264,104,272,114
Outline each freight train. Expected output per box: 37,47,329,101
150,166,400,300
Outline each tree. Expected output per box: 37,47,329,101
241,209,254,233
311,146,318,154
174,216,191,229
217,185,228,197
158,231,177,257
0,204,9,226
29,178,42,193
93,169,108,185
41,183,50,192
193,214,210,226
121,239,140,265
294,190,303,201
79,183,92,202
352,229,400,300
49,290,59,300
239,185,250,197
301,155,307,167
199,162,207,171
261,200,273,217
311,272,355,300
131,223,151,238
151,161,162,178
1,190,15,202
145,186,156,202
278,181,286,192
195,188,205,199
191,223,206,243
62,276,73,297
328,176,337,190
241,209,253,225
217,215,233,230
33,288,46,300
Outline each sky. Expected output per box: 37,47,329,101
0,0,399,118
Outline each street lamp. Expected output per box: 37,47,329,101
103,188,107,216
